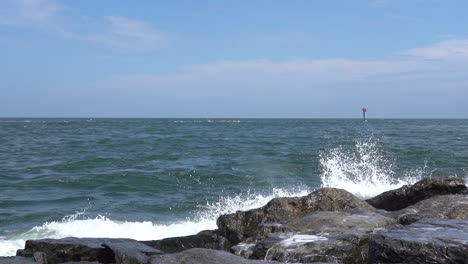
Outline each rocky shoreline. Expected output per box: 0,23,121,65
2,176,467,264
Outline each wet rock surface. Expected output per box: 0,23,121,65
393,194,468,224
148,248,287,264
369,218,468,263
142,230,230,253
217,188,374,244
252,211,397,263
16,237,162,264
366,176,467,211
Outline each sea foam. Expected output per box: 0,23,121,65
0,188,311,256
319,139,424,199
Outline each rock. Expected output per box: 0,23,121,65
16,237,162,264
393,194,468,225
217,188,373,244
103,240,162,264
369,218,468,263
142,230,230,253
60,262,101,264
252,210,397,263
0,257,36,263
366,176,467,211
231,242,256,259
33,251,47,264
148,248,302,264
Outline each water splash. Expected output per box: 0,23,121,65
319,139,424,199
0,187,311,256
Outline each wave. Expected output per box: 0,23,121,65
0,138,429,256
0,187,311,256
319,138,425,199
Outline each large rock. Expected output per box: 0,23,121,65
393,194,468,225
251,210,397,263
16,237,162,264
369,218,468,263
217,188,373,244
366,176,467,211
148,248,321,264
142,230,230,253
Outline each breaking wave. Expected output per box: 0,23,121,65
319,138,425,199
0,187,311,256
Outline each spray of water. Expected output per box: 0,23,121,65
319,139,424,199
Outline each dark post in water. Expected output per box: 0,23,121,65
362,107,367,121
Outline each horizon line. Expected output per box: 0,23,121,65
1,117,467,120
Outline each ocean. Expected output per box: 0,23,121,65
0,118,467,256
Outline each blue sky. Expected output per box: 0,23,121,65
1,0,467,118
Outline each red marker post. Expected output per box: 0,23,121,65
362,107,367,121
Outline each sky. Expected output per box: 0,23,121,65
1,0,467,118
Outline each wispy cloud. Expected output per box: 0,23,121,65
0,0,62,25
0,0,166,51
91,56,436,102
59,16,167,51
183,59,433,80
88,38,468,110
403,39,468,60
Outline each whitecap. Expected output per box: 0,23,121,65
0,187,311,257
319,139,424,199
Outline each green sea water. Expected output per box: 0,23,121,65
0,118,467,255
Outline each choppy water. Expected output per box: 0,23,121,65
0,118,467,256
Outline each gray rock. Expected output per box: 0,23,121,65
217,188,373,244
16,237,162,264
148,248,297,264
33,251,47,264
393,194,468,224
103,239,162,264
141,230,230,253
366,176,467,211
369,218,468,263
253,211,397,263
0,257,36,263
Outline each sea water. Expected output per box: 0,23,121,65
0,118,467,256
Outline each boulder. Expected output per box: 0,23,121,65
148,248,320,264
393,194,468,225
366,176,467,211
251,210,397,263
16,237,162,264
217,188,373,244
142,230,230,253
369,218,468,263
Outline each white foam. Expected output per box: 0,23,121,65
319,139,424,199
279,234,327,246
0,187,311,256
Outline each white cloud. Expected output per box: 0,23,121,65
403,39,468,60
0,0,166,51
